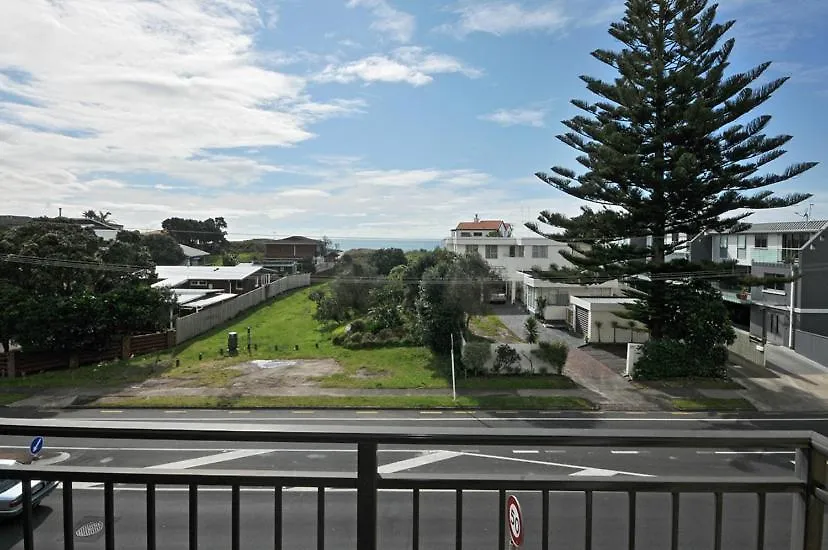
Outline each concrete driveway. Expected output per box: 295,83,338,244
489,303,584,348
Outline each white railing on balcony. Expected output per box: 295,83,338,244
750,248,799,264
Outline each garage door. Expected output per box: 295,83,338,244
574,306,589,335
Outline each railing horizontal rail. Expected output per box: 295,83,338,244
809,432,828,456
0,419,814,448
0,465,357,488
380,473,805,493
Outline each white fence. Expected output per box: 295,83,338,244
728,327,765,366
175,273,310,345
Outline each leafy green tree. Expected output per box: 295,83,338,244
143,233,186,265
528,0,816,342
369,248,407,276
461,342,492,376
162,217,228,252
100,231,153,269
82,210,112,223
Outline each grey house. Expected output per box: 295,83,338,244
706,220,828,365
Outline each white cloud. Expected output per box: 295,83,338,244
0,0,363,195
315,46,482,86
480,107,547,127
347,0,416,43
442,1,569,37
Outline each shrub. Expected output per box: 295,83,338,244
462,342,492,376
308,289,326,303
360,333,378,348
633,339,728,380
533,341,568,375
347,332,363,346
348,319,366,333
524,317,539,343
492,344,520,374
332,332,347,346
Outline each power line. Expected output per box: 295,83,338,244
0,254,151,273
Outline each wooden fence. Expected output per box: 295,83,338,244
0,330,175,378
174,273,310,345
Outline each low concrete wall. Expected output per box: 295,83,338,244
728,327,765,366
795,330,828,367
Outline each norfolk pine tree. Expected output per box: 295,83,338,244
528,0,816,342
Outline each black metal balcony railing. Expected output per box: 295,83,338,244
1,420,827,550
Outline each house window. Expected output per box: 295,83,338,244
509,246,516,258
485,245,498,259
460,232,471,237
465,245,478,255
532,246,549,258
191,280,207,287
770,314,780,335
719,236,728,259
517,246,524,257
783,232,809,250
737,235,747,260
763,274,786,293
754,234,768,248
473,232,483,237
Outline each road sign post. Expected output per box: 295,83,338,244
29,436,44,458
506,494,524,548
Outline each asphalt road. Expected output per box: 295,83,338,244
0,408,825,549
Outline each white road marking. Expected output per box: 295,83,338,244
64,485,588,494
148,449,274,470
229,411,251,414
378,451,461,474
98,410,122,414
356,411,378,415
611,450,640,455
461,452,652,477
570,468,621,477
100,457,113,464
713,451,795,455
419,411,442,415
164,410,187,414
512,450,539,454
33,452,72,466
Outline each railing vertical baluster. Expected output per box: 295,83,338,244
274,486,283,550
317,487,325,550
189,484,198,550
412,489,420,550
231,485,241,550
670,492,679,550
791,446,826,550
756,492,766,550
542,489,549,550
104,482,115,550
63,481,74,550
714,492,723,550
147,483,156,550
498,490,506,550
627,491,636,550
357,443,378,550
455,489,463,550
22,477,33,550
585,490,593,550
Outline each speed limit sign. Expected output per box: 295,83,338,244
506,495,524,547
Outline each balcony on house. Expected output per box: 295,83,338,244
750,248,800,265
2,419,828,549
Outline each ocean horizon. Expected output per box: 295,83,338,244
334,238,443,252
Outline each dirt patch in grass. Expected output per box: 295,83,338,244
109,358,344,399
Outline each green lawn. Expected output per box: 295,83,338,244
168,285,451,389
95,394,595,410
457,375,576,390
468,314,523,343
636,378,743,390
0,393,31,406
0,354,172,389
671,397,756,411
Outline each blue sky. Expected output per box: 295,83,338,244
1,0,826,241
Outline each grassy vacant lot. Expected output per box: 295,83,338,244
168,285,450,389
671,397,756,411
468,314,523,343
96,394,595,410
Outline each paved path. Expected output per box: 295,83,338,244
490,303,583,348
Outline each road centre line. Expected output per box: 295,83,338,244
512,450,539,454
460,451,653,478
611,450,640,454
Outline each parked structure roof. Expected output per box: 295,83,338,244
154,263,264,282
179,244,211,258
732,220,828,234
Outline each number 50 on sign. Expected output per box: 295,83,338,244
506,494,524,548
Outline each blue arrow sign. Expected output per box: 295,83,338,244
29,436,44,457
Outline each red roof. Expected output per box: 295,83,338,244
455,220,504,231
